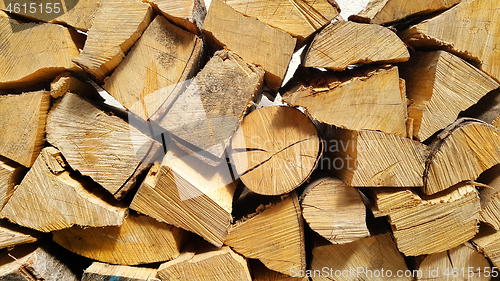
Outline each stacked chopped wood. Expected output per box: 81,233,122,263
1,0,500,280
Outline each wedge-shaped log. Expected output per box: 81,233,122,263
250,259,309,281
311,233,411,281
73,0,153,82
350,0,460,25
472,226,500,268
301,176,369,244
144,0,206,34
83,262,158,281
400,51,499,141
304,21,409,70
225,193,305,275
1,147,127,232
202,0,296,91
130,144,235,247
0,221,39,249
0,156,24,208
371,184,480,256
400,0,500,82
104,15,204,120
283,66,407,137
160,50,264,166
424,118,500,195
53,212,187,265
46,93,157,199
0,18,80,89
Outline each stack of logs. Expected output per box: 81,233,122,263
1,0,500,280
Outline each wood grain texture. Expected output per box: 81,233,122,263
145,0,206,34
400,0,500,82
202,0,296,91
472,226,500,268
0,221,39,250
50,72,101,100
304,20,409,70
83,262,158,281
400,51,499,141
225,193,305,275
46,92,156,199
0,156,24,209
476,165,500,230
250,259,308,281
73,0,154,82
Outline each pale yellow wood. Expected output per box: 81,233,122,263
225,193,305,275
311,233,411,281
0,18,81,88
83,262,158,281
304,20,409,70
400,51,499,141
73,0,154,82
350,0,460,25
0,221,39,249
283,66,407,137
50,72,100,100
0,147,127,232
0,156,24,209
477,165,500,230
424,118,500,195
416,243,490,280
400,0,500,82
46,92,156,199
202,0,296,91
301,176,369,244
472,226,500,268
223,0,340,39
157,246,252,281
0,90,50,167
53,212,187,265
160,50,264,165
130,144,235,247
103,15,204,120
231,106,320,195
493,117,500,128
250,259,309,281
371,184,480,256
145,0,206,34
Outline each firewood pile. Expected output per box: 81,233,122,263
1,0,500,280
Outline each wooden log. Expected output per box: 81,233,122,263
250,259,308,281
400,0,500,82
0,221,39,249
400,50,499,141
157,245,252,281
159,50,264,165
477,165,500,230
130,144,236,247
103,15,204,121
0,146,127,232
424,118,500,195
0,90,50,167
319,124,428,187
472,226,500,268
46,92,158,199
72,0,154,82
282,65,407,137
463,88,500,128
310,233,411,280
222,0,340,40
83,262,158,281
349,0,460,25
304,20,409,71
230,106,320,195
301,176,369,244
202,0,296,91
370,184,480,256
53,212,187,265
0,156,24,209
225,193,305,275
0,18,81,89
144,0,206,34
416,243,490,280
50,72,101,100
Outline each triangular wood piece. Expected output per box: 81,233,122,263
83,262,157,281
250,259,308,281
400,0,500,82
311,233,411,280
46,92,157,199
144,0,206,34
103,15,204,121
53,212,187,265
370,184,480,256
225,193,305,275
301,176,369,244
72,0,154,82
223,0,340,40
283,65,407,137
1,147,127,232
130,144,236,247
424,118,500,195
0,156,24,208
0,90,50,167
304,20,409,71
0,221,39,249
202,0,296,91
160,50,264,166
350,0,460,25
400,51,499,141
472,226,500,268
477,165,500,230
